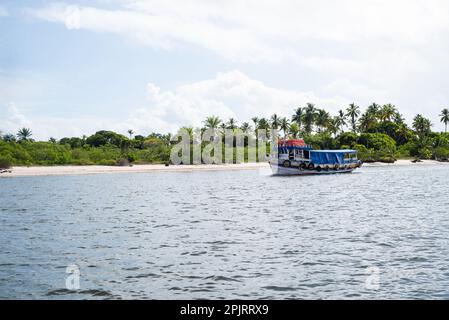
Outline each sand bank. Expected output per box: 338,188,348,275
1,160,448,177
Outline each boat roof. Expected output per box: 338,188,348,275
311,149,357,153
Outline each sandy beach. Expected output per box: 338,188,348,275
0,160,448,177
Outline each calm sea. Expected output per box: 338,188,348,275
1,165,449,299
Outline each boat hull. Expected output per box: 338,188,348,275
269,163,358,176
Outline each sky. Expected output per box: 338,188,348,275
1,0,449,140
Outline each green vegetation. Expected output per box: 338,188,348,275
1,104,449,166
0,130,171,166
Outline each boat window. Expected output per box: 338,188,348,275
295,149,304,158
303,150,310,159
344,153,351,160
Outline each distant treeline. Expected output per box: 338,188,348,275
1,103,449,169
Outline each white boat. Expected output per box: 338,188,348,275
269,139,363,176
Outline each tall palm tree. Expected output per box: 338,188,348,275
203,116,222,129
327,117,340,137
280,117,290,139
337,110,347,132
17,128,32,141
257,118,271,139
251,117,259,132
291,107,304,131
440,108,449,133
270,114,280,130
2,133,16,142
346,103,360,132
315,109,331,133
289,123,299,138
303,103,316,134
227,118,237,130
379,104,397,123
358,112,377,133
413,114,432,136
392,112,405,125
127,129,134,139
240,122,251,133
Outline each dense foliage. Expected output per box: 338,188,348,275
1,103,449,166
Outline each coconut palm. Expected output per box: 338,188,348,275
346,103,360,132
315,109,331,133
303,103,316,134
413,114,432,136
337,110,347,132
127,129,134,139
291,107,304,131
270,114,281,130
328,117,340,137
289,123,299,138
227,118,237,130
17,128,32,141
251,117,259,131
240,122,251,133
203,116,222,129
379,104,397,123
358,112,378,133
440,108,449,133
2,133,16,142
257,118,271,138
280,117,290,139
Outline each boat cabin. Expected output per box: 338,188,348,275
275,139,359,169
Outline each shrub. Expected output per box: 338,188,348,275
358,133,396,152
0,154,13,169
116,158,130,166
98,159,117,166
433,147,449,161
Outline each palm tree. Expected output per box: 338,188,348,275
280,117,290,139
303,103,316,134
2,133,16,142
240,122,251,133
358,112,377,133
328,117,340,137
440,108,449,133
251,117,259,132
337,110,347,132
127,129,134,139
227,118,237,130
257,118,271,138
203,116,222,129
413,114,432,136
291,107,304,131
379,104,397,123
270,114,280,130
289,123,300,138
17,128,32,141
315,109,330,133
346,103,360,132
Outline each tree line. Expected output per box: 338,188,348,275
1,103,449,169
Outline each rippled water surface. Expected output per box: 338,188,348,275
1,165,449,299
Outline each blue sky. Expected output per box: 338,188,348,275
1,0,449,139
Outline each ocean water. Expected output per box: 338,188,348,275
1,165,449,300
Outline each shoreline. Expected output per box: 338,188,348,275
1,160,449,177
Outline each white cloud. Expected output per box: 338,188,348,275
1,71,348,139
0,103,33,132
119,70,347,134
27,0,449,63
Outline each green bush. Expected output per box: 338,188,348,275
358,133,397,152
433,147,449,161
0,154,13,169
98,159,117,166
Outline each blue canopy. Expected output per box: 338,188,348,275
310,150,357,165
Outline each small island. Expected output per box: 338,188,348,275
1,104,449,176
